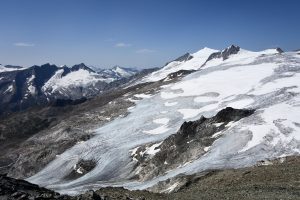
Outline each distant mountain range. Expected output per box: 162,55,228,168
0,63,145,115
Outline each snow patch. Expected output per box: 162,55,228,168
143,125,169,135
226,98,254,109
134,93,152,99
164,101,178,106
153,118,170,125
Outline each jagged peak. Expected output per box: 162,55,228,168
71,63,95,73
203,45,241,64
222,45,240,53
111,65,123,70
275,47,284,53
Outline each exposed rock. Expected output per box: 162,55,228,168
173,53,193,62
164,53,193,66
0,174,60,199
164,70,196,81
0,174,154,200
203,45,240,65
64,159,97,180
132,107,254,181
52,97,87,107
276,47,284,54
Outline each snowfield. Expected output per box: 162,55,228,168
42,69,111,95
28,47,300,195
142,47,218,82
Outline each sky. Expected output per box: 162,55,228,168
0,0,299,69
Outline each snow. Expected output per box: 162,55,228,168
145,142,163,155
76,168,83,174
178,109,201,120
130,147,139,156
211,131,223,138
127,106,135,111
42,69,109,94
112,66,134,78
226,98,254,109
164,101,178,106
134,93,152,99
194,96,214,102
161,63,276,100
204,146,210,152
214,122,223,127
153,118,170,125
178,104,219,119
241,102,300,152
142,47,219,82
164,182,179,193
202,48,282,70
28,85,36,95
127,98,139,102
143,125,170,135
250,72,300,95
27,75,36,95
4,85,13,93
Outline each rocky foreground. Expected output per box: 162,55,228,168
1,156,299,200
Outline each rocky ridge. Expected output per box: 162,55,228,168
131,107,255,181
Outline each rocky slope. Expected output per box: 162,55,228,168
131,107,255,181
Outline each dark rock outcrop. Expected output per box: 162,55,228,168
164,70,196,81
0,174,61,199
204,45,240,65
0,174,155,200
164,53,193,66
64,159,97,180
173,53,193,62
132,107,254,181
52,98,87,107
275,47,284,54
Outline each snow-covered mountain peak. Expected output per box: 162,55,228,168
141,48,219,82
98,65,139,80
111,65,133,76
70,63,95,73
192,47,219,57
259,48,283,55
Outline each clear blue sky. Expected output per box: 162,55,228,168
0,0,299,68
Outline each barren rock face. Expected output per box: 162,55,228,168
65,159,97,180
132,107,255,181
204,45,240,63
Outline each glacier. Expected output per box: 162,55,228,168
27,47,300,195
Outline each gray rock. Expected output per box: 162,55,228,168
132,107,254,181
